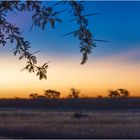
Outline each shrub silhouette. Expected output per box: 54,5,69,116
68,88,81,99
97,95,103,98
44,90,60,99
118,88,130,97
29,93,39,99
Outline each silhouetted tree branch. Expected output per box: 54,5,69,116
0,1,106,79
69,1,96,64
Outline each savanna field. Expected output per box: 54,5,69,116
1,1,140,139
0,98,140,139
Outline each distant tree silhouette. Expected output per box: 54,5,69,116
108,90,120,98
108,88,130,98
68,88,81,99
118,88,130,97
29,93,39,99
14,97,20,99
0,1,107,80
44,89,60,99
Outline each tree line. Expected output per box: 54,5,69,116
29,88,81,99
29,88,130,99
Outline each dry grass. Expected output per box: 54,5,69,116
0,109,140,138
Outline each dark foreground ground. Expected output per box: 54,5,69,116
0,97,140,110
0,98,140,138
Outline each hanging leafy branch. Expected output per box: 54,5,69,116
68,1,97,65
0,1,64,80
0,1,106,80
1,19,49,80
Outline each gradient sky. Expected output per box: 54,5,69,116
0,1,140,98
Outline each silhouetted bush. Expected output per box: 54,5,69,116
44,90,60,99
29,93,39,99
97,95,103,98
108,89,130,98
67,88,81,99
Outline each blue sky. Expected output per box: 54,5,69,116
5,1,140,60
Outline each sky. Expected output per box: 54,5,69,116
0,1,140,98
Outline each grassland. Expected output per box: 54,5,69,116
0,98,140,138
0,108,140,138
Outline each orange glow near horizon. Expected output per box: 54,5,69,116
0,48,140,98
